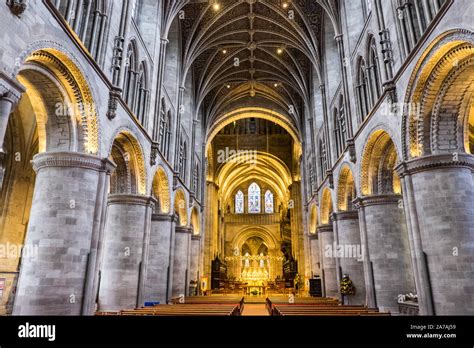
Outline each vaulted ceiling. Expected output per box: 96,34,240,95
163,0,340,130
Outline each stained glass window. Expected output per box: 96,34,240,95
248,183,261,213
235,190,244,214
265,190,274,214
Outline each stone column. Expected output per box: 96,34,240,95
308,233,320,277
81,158,116,315
143,213,173,305
98,194,156,311
0,73,25,190
172,226,192,297
354,195,415,313
188,234,201,295
13,152,109,315
353,199,375,308
396,155,474,315
317,224,338,298
333,211,366,305
203,181,218,279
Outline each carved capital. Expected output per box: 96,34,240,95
308,233,318,240
151,213,174,222
31,152,116,174
395,154,474,177
316,224,333,234
107,194,157,207
353,194,402,209
332,210,359,221
175,226,192,234
0,71,25,105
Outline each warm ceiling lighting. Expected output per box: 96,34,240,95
222,49,227,54
277,48,284,55
213,3,220,11
282,2,289,9
226,84,231,89
274,83,279,87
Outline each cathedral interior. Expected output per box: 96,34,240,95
0,0,473,317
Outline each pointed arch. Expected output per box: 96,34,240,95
264,190,274,214
235,190,244,214
248,182,261,214
135,61,150,126
123,40,139,108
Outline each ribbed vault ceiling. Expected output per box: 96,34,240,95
163,0,339,131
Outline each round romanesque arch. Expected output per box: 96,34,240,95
402,29,474,159
174,188,188,226
15,45,100,154
309,203,318,234
360,130,401,196
320,187,333,225
191,206,200,235
109,130,147,195
337,165,356,211
152,166,171,214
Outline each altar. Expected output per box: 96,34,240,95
243,285,267,296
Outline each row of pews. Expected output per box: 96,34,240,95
266,296,391,316
95,295,390,317
96,296,244,317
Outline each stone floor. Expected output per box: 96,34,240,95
242,304,269,316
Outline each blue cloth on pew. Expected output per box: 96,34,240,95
144,302,160,307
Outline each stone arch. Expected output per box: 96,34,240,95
12,40,100,154
231,226,278,251
16,48,100,154
337,165,356,211
174,188,188,226
360,130,401,196
191,206,200,235
309,203,318,234
320,187,333,225
109,130,147,195
402,29,474,159
152,166,171,213
205,107,303,157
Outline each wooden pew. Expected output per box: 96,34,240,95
171,296,245,314
118,304,240,316
266,297,340,315
271,303,391,317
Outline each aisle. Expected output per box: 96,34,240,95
242,304,269,316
